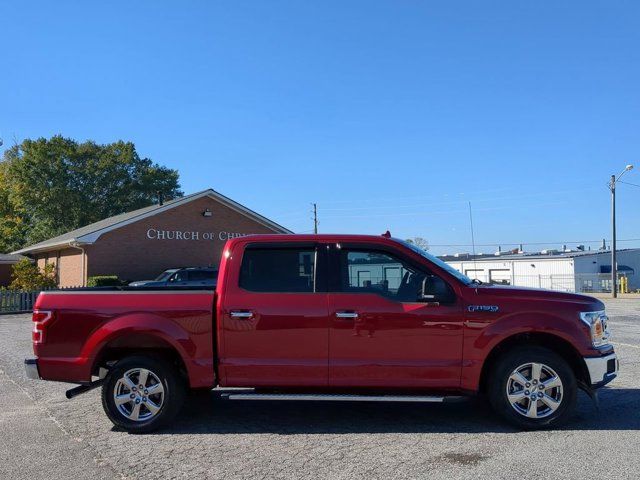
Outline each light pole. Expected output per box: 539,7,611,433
609,164,634,298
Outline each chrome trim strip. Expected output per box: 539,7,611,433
224,393,447,402
584,353,618,385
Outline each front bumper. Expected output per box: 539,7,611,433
24,358,40,380
584,353,618,387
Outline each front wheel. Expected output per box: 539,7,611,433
488,346,577,429
101,355,185,433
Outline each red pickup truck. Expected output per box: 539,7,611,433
25,234,618,432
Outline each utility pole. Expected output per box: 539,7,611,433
610,175,617,298
313,203,318,234
608,164,634,298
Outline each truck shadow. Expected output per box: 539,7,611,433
159,387,640,435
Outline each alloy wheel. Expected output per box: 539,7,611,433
505,362,563,419
113,368,165,422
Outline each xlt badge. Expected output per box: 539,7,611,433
468,305,499,313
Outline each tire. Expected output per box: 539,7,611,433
487,346,577,430
101,355,185,433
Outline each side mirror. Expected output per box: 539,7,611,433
420,275,455,304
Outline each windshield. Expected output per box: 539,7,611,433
154,269,178,282
396,239,474,285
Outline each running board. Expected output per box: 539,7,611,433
222,393,463,403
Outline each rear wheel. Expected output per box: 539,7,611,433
488,346,577,429
102,355,185,433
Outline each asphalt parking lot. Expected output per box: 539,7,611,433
1,299,639,480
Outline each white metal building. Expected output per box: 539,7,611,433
441,248,640,293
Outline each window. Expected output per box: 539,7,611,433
339,250,422,302
155,269,177,282
170,271,187,282
188,270,216,281
489,269,511,285
239,248,316,293
338,249,455,303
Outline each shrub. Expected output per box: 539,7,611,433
87,275,123,287
10,258,57,290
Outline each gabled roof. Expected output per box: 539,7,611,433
12,189,292,255
0,253,27,264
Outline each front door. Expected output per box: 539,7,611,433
220,243,329,387
328,245,463,388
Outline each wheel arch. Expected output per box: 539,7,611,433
91,332,190,385
478,332,590,394
84,312,198,387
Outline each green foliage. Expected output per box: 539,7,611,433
0,164,28,253
87,275,124,287
9,258,57,290
0,135,182,251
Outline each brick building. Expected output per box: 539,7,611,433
12,189,291,287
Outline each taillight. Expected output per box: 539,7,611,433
32,310,53,344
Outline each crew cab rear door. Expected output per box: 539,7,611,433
327,243,464,388
219,242,329,387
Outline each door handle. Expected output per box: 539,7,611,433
229,311,254,319
336,311,358,319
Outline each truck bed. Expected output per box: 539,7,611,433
32,288,216,388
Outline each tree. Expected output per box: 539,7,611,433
0,163,28,252
405,237,430,251
1,136,182,250
9,258,57,290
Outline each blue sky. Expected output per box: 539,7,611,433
1,1,639,255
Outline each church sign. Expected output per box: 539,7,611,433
146,228,250,242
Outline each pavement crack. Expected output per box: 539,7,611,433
0,367,126,479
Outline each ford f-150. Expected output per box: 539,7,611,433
25,234,618,432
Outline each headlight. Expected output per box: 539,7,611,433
580,310,611,348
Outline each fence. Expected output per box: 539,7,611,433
466,273,635,293
0,290,42,314
0,287,83,314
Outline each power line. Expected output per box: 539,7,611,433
313,186,594,212
318,200,574,219
284,233,640,247
426,238,640,248
272,184,609,219
310,187,514,206
312,181,597,207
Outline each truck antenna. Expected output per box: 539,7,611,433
468,201,478,280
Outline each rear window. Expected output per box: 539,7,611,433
239,248,316,292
